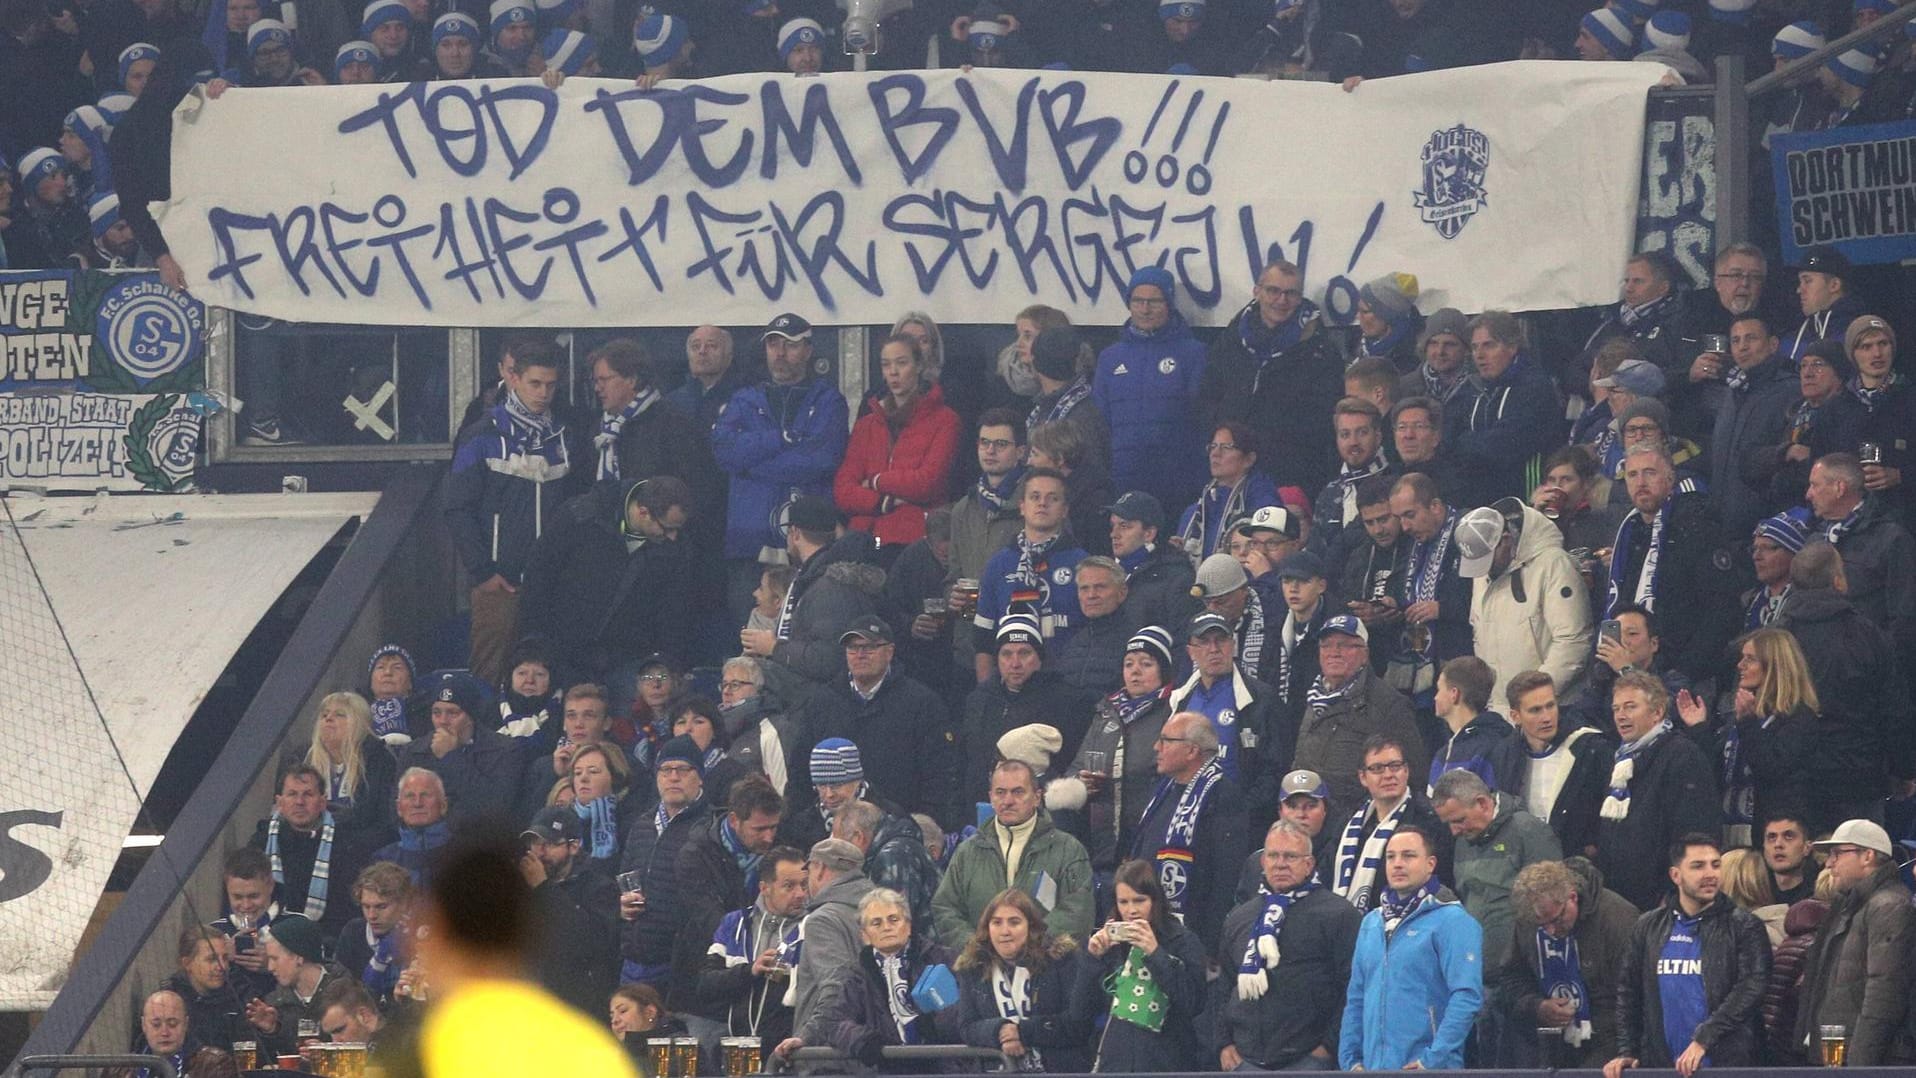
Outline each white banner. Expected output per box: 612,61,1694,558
157,62,1662,327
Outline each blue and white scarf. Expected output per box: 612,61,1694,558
1617,292,1679,332
1236,880,1320,999
266,810,335,922
1746,585,1790,629
991,964,1044,1071
1419,363,1474,405
1238,298,1321,393
880,952,923,1043
1178,476,1255,559
370,695,408,738
719,813,764,894
977,466,1025,514
1600,720,1672,820
1607,503,1668,613
1821,505,1863,545
594,387,659,481
1333,797,1407,912
362,922,401,998
1406,509,1457,606
1305,671,1356,716
496,387,559,455
1720,716,1773,846
1379,877,1440,939
1535,928,1593,1046
1849,372,1905,410
576,794,621,860
1357,321,1411,363
1138,758,1225,917
1334,453,1390,525
136,1051,186,1078
1274,603,1321,705
1028,378,1092,433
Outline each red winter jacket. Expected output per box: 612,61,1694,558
833,384,961,547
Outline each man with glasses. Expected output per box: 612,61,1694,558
1328,734,1450,914
1293,616,1426,830
1389,396,1465,504
1170,613,1282,832
1131,710,1245,950
1499,859,1643,1068
1209,820,1362,1073
1202,260,1347,494
1228,504,1304,585
819,617,958,826
947,409,1029,681
1794,819,1913,1067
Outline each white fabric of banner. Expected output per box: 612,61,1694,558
156,63,1663,327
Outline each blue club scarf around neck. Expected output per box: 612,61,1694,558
1029,378,1092,433
595,388,659,481
977,465,1025,514
266,810,335,922
1601,720,1672,820
1236,880,1319,999
363,922,402,998
1358,317,1412,362
1849,372,1904,409
576,794,621,860
1238,297,1319,368
494,387,558,454
1536,928,1593,1045
1607,503,1668,614
1379,877,1441,938
719,814,764,893
1137,758,1225,917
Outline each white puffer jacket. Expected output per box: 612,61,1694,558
1468,503,1594,705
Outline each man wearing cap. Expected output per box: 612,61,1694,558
401,672,525,828
1740,512,1807,628
520,805,619,1015
1587,358,1667,478
1785,246,1870,360
960,613,1095,803
1027,326,1109,471
1703,313,1799,540
1267,549,1333,723
1582,253,1686,375
1227,504,1305,585
1793,819,1914,1066
1750,341,1864,514
741,493,882,686
1292,616,1427,831
1608,833,1770,1078
1805,453,1916,657
712,312,849,626
245,914,349,1059
1094,265,1209,509
618,735,713,987
1603,444,1735,682
76,191,139,269
1171,612,1283,830
1309,398,1393,574
781,837,876,1059
1209,818,1362,1072
971,468,1087,682
1110,491,1198,631
1814,45,1879,130
1189,552,1276,684
1394,309,1480,442
932,756,1094,948
1459,497,1593,706
1576,7,1636,59
819,616,959,825
778,17,826,73
1204,260,1347,495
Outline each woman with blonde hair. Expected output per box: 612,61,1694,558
305,691,398,836
955,889,1089,1073
1719,847,1785,946
570,741,636,868
1676,626,1816,847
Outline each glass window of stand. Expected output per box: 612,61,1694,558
231,315,452,447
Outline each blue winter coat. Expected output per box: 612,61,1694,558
1092,316,1209,508
444,404,582,586
1175,472,1280,560
710,378,850,560
1338,890,1483,1071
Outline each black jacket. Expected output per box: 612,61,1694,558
246,817,369,940
770,533,886,685
1776,586,1916,793
619,797,713,967
957,948,1094,1075
826,939,963,1067
1818,496,1916,661
960,671,1096,800
1052,608,1143,696
606,399,724,534
1707,353,1799,542
1617,894,1773,1067
399,727,525,830
813,670,961,826
519,479,697,680
161,972,249,1052
1854,379,1916,529
671,816,756,1013
1606,491,1737,682
1079,919,1209,1072
1206,886,1364,1069
532,861,621,1017
1124,543,1199,634
1129,769,1246,951
1457,355,1565,507
1200,309,1347,494
1484,724,1615,858
1748,392,1866,514
1594,731,1719,912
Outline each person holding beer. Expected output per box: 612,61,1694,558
1792,820,1914,1067
1606,834,1771,1078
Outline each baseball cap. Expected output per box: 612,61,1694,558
1233,504,1300,540
522,805,584,845
1275,549,1327,582
1191,553,1248,599
1320,614,1368,642
1186,611,1233,639
1454,506,1508,579
839,615,894,646
1592,358,1666,397
1280,769,1329,801
778,495,839,533
763,312,813,341
1796,245,1851,282
808,837,864,871
1106,491,1164,528
1811,818,1893,857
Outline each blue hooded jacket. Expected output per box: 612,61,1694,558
711,376,849,560
444,398,579,586
1092,305,1208,508
1338,888,1483,1070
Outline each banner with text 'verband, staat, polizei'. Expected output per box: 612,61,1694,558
156,62,1663,328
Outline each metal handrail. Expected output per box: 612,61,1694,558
1748,0,1916,97
18,1054,178,1078
781,1044,1015,1071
